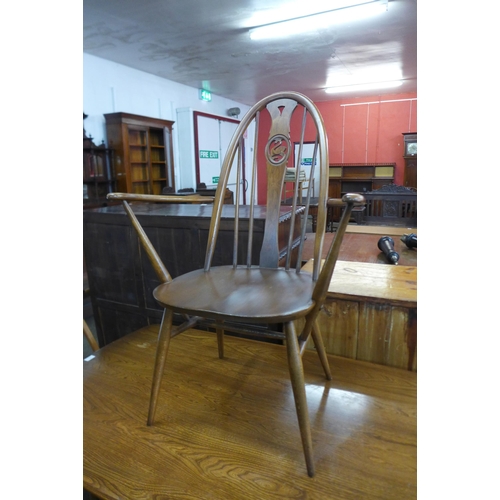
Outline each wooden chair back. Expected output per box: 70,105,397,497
204,92,329,277
361,184,417,226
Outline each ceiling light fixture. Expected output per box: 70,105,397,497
249,0,388,40
325,80,403,94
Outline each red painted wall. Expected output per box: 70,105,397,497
256,92,417,203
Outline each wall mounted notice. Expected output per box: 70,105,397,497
200,150,219,159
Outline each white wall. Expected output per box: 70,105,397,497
83,53,250,190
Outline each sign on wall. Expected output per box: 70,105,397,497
199,150,219,159
199,89,212,101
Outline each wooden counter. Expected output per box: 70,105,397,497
302,259,417,371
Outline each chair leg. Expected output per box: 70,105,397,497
311,319,332,381
147,308,173,426
83,319,99,352
285,321,315,477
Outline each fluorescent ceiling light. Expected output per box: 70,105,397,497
249,0,388,40
325,80,403,93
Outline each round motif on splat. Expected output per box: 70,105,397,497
265,134,291,165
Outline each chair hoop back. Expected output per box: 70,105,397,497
204,91,328,279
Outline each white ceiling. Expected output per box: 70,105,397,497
83,0,416,106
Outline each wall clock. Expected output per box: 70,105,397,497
403,133,417,156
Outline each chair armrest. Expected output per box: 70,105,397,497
107,193,214,204
327,193,366,207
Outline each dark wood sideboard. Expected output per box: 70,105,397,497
328,163,395,221
83,203,304,346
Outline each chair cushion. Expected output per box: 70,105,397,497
153,266,316,323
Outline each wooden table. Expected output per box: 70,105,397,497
302,231,417,266
301,259,417,371
344,224,417,236
84,325,417,500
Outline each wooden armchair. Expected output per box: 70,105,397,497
283,167,310,204
107,91,364,476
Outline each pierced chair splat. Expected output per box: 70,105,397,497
107,91,365,477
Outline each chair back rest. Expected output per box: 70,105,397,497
107,92,364,310
362,184,417,226
204,91,328,280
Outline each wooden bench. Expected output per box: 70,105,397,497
358,184,417,226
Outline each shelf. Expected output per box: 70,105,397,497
328,177,394,182
83,135,116,207
327,163,395,222
105,112,175,193
131,182,151,195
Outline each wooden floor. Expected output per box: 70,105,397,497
84,325,416,500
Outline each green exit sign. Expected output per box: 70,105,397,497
200,150,219,159
199,89,212,101
212,176,219,184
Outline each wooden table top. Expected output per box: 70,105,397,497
345,224,417,236
84,203,304,220
302,259,417,308
302,232,417,267
84,325,417,500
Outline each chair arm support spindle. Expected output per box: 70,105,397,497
121,200,172,284
302,193,366,338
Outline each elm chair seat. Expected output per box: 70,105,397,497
153,266,316,322
107,91,365,477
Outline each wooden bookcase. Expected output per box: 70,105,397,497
328,163,395,221
83,135,115,208
104,112,175,194
328,163,395,197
